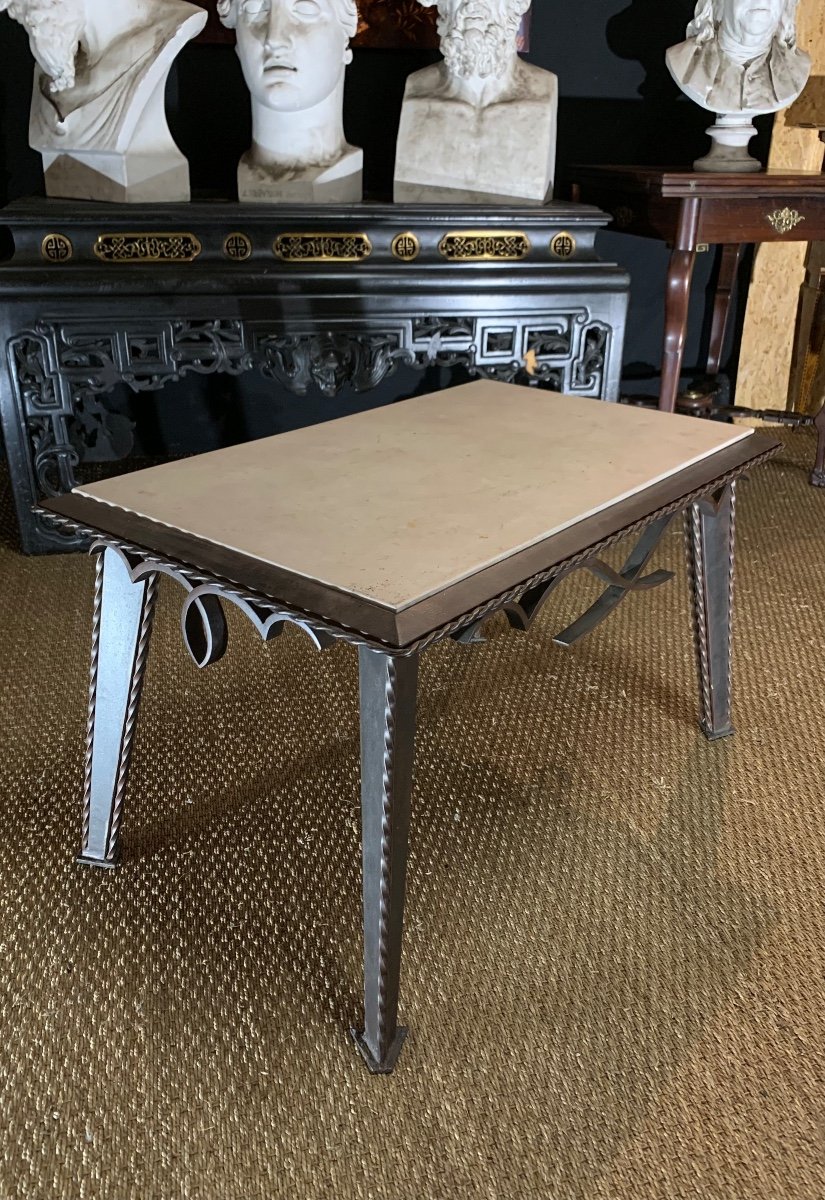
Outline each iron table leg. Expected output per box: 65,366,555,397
77,547,158,868
811,349,825,487
685,483,736,740
352,647,419,1074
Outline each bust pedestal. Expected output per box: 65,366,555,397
694,113,761,174
238,147,363,205
394,65,558,206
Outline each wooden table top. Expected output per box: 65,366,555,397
572,165,825,199
46,382,772,647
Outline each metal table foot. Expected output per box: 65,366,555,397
76,853,120,870
350,1027,409,1075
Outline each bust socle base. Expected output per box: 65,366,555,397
394,179,550,206
238,146,363,205
694,113,761,174
393,81,557,206
42,150,192,204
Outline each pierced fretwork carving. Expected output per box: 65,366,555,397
258,331,406,397
573,323,610,392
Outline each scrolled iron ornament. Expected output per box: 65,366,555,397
181,584,335,666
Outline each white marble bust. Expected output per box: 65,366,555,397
394,0,556,205
1,0,207,202
666,0,811,171
218,0,362,203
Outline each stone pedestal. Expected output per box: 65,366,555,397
694,114,761,174
394,68,557,206
238,148,363,205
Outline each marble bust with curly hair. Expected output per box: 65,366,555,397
394,0,556,204
666,0,810,115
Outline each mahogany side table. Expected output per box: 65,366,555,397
570,167,825,420
40,380,778,1073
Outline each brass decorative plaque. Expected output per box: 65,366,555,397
438,231,531,262
391,232,421,262
766,207,805,235
41,233,73,263
93,233,203,264
273,233,372,262
223,232,253,261
550,231,577,260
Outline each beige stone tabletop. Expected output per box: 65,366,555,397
73,381,751,612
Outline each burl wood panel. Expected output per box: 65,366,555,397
736,0,825,411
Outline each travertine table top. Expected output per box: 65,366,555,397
73,381,751,612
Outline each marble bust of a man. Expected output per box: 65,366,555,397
0,0,207,202
218,0,362,203
666,0,810,115
394,0,556,205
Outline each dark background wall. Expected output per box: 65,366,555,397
0,1,771,454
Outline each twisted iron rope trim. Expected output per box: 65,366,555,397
33,448,776,658
686,504,713,730
726,483,737,714
684,481,737,733
375,658,400,1062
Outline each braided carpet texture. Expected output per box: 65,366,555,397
0,430,823,1200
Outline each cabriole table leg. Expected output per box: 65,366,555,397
684,483,736,741
77,547,158,868
352,647,419,1074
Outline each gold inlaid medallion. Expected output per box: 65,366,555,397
550,232,577,260
391,232,421,262
41,233,73,263
438,231,531,262
273,233,372,263
93,233,203,264
223,232,253,261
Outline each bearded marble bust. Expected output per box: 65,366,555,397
0,0,207,202
394,0,556,205
218,0,362,204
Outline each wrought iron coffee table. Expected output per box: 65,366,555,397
41,381,778,1073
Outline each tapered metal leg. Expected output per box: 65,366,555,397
685,483,736,740
351,648,419,1074
77,548,158,868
